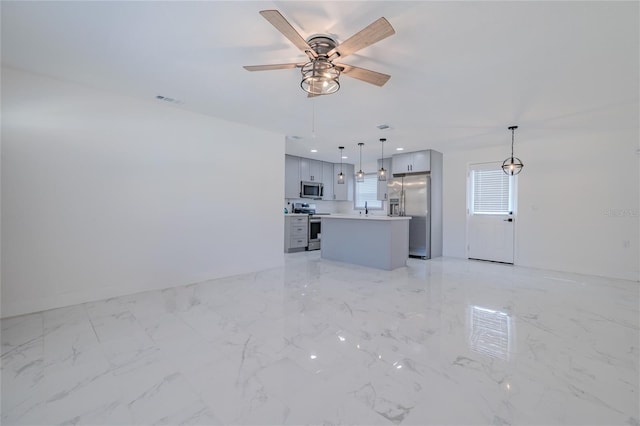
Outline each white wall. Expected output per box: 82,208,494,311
1,67,285,318
443,129,639,281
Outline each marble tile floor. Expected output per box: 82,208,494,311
2,253,638,426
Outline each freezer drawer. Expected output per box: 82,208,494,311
409,216,429,258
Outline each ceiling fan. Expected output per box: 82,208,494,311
243,10,395,96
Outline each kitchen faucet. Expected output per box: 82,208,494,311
365,201,368,215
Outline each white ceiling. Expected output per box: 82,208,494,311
2,1,638,164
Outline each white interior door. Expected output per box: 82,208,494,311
467,163,516,264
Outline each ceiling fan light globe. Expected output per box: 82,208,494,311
301,77,339,95
301,59,340,95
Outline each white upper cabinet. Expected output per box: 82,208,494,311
286,155,350,200
392,150,431,174
322,162,335,201
391,154,411,174
300,158,323,182
411,151,431,172
377,158,392,201
285,155,301,199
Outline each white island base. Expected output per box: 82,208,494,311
320,215,411,270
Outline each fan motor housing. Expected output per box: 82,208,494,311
306,35,337,57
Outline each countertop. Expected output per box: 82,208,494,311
320,214,412,221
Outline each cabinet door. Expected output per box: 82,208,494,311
345,164,354,201
299,158,311,181
309,160,323,182
391,153,412,174
411,150,431,173
285,155,301,198
284,216,308,252
322,162,335,201
377,158,392,201
300,158,323,181
391,151,431,173
334,163,354,201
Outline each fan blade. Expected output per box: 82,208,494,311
307,92,322,98
259,10,317,58
337,63,391,87
328,17,395,59
243,63,301,71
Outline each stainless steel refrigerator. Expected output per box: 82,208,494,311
386,149,442,259
388,170,443,259
388,175,430,258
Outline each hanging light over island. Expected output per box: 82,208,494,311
337,146,345,185
378,138,387,181
356,142,365,182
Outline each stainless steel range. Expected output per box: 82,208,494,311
292,203,329,251
292,202,315,215
307,216,321,251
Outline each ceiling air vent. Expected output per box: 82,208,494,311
155,95,183,105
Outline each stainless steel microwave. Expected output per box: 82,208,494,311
300,181,323,199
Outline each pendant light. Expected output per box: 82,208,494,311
356,143,365,183
378,138,387,181
502,125,524,175
337,146,345,185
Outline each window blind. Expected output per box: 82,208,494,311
355,174,383,210
471,168,510,214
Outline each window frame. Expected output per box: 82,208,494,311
354,173,384,210
469,163,515,216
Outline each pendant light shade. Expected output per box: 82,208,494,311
502,125,524,176
378,138,387,182
337,146,345,184
356,143,365,183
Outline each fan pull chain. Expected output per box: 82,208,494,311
311,99,316,137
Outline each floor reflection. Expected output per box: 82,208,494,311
469,305,512,361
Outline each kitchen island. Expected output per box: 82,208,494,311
320,214,411,270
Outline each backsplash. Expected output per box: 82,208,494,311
283,198,388,216
283,199,348,214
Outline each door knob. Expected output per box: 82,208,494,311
504,218,513,222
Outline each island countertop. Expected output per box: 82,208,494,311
320,214,410,270
320,214,411,221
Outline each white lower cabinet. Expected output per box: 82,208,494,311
284,215,308,253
